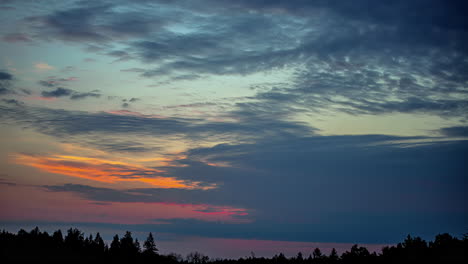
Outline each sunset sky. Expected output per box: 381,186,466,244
0,0,467,258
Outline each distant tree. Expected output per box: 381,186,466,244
312,248,322,259
110,234,121,256
273,253,287,264
94,232,106,253
329,248,339,262
341,244,371,263
402,235,427,250
52,230,63,244
85,234,93,249
64,228,84,252
1,227,467,263
168,252,184,262
134,238,141,253
17,229,28,238
120,231,139,257
143,232,158,255
30,226,40,236
401,235,428,261
187,251,209,264
296,252,303,263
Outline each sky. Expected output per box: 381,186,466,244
0,0,467,259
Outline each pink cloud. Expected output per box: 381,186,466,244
0,185,248,224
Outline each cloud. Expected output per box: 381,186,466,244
38,135,468,243
85,140,159,153
0,178,16,186
438,126,468,137
41,87,73,98
0,71,13,80
0,71,13,95
13,0,467,118
1,0,466,246
120,97,140,108
39,87,100,100
2,33,32,43
0,103,315,142
34,62,54,71
38,80,57,88
118,1,468,118
17,154,212,189
70,91,101,100
120,68,145,73
1,99,23,106
31,4,111,42
25,1,167,43
38,77,78,88
41,183,218,205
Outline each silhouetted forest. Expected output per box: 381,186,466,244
1,227,467,263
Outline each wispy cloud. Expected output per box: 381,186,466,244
34,62,54,71
2,33,31,43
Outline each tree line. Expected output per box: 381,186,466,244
0,227,467,263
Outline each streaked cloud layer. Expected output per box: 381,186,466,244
0,0,467,257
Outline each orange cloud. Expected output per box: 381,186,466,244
14,154,215,190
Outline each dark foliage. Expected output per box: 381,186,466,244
0,227,467,263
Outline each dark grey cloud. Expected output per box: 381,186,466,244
167,136,468,217
141,215,467,244
41,87,73,98
38,80,56,88
89,140,159,153
1,99,23,106
121,97,140,108
107,50,128,57
69,90,101,100
122,1,468,118
0,71,13,80
200,0,468,38
13,0,468,117
0,103,314,141
439,126,468,137
120,68,145,73
25,1,169,43
42,136,468,243
39,86,100,100
165,102,217,109
0,71,13,95
30,4,112,42
38,77,77,88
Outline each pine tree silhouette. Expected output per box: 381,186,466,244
143,232,158,256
